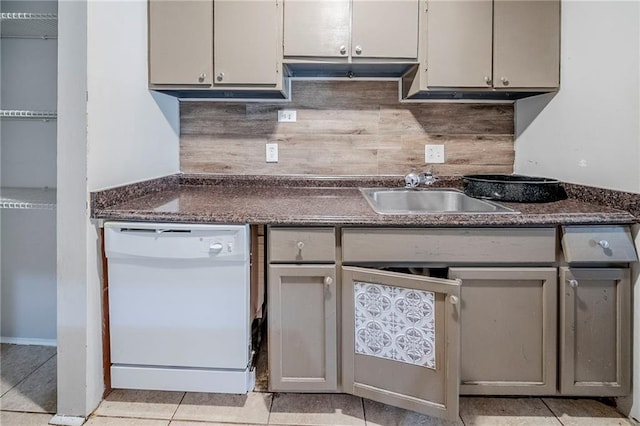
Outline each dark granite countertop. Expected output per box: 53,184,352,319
91,174,638,226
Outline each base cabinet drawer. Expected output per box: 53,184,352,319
562,226,637,264
559,267,631,396
449,267,558,395
269,227,336,263
268,264,338,392
342,228,556,264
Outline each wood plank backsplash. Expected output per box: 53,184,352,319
180,80,514,176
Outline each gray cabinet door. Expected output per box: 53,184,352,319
148,0,213,86
268,264,338,392
493,0,560,89
351,0,419,59
449,268,557,395
425,0,493,88
559,268,631,396
214,0,280,85
283,0,350,58
342,267,460,421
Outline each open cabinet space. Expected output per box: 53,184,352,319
0,0,57,346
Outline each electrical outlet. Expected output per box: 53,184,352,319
266,143,278,163
278,110,297,122
425,144,445,164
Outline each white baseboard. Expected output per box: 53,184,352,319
49,414,86,426
111,365,256,393
0,336,57,347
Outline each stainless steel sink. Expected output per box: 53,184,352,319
360,188,518,214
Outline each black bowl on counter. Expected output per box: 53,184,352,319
462,174,564,203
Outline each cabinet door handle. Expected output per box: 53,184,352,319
339,45,347,55
500,76,509,86
216,72,224,82
484,75,492,85
198,73,207,83
354,45,362,55
449,295,459,305
324,276,333,299
598,240,610,249
568,279,579,288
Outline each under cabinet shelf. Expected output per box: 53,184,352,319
0,110,57,121
0,187,57,210
1,13,57,39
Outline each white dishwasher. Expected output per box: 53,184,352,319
104,222,254,393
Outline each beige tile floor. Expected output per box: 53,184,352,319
1,344,636,426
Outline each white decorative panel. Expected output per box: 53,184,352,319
354,281,436,369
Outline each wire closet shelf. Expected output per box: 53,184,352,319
0,12,58,39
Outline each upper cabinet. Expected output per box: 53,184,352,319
409,0,560,95
148,0,213,86
351,0,419,59
425,0,493,88
148,0,283,93
148,0,560,98
283,0,350,58
283,0,419,61
493,0,560,89
214,1,279,85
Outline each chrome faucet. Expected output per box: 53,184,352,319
404,171,437,188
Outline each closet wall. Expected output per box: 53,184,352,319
1,0,57,344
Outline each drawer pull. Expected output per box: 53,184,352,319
449,295,459,305
598,240,610,249
296,241,305,250
568,279,579,288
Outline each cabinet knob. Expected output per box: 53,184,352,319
449,295,459,305
216,72,224,82
568,279,579,288
198,73,207,83
484,76,492,85
355,45,362,55
324,276,334,285
598,240,610,249
339,45,347,55
500,76,509,86
296,241,305,250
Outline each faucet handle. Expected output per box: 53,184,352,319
423,171,437,185
404,172,421,188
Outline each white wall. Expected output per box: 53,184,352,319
87,0,179,191
517,3,640,421
57,0,91,416
515,1,640,194
56,0,179,418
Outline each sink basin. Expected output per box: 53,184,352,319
360,188,518,214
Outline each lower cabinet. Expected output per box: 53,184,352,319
266,226,635,421
559,267,631,396
342,267,461,421
268,264,338,392
449,268,558,395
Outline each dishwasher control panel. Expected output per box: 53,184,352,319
204,237,235,256
104,222,249,262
